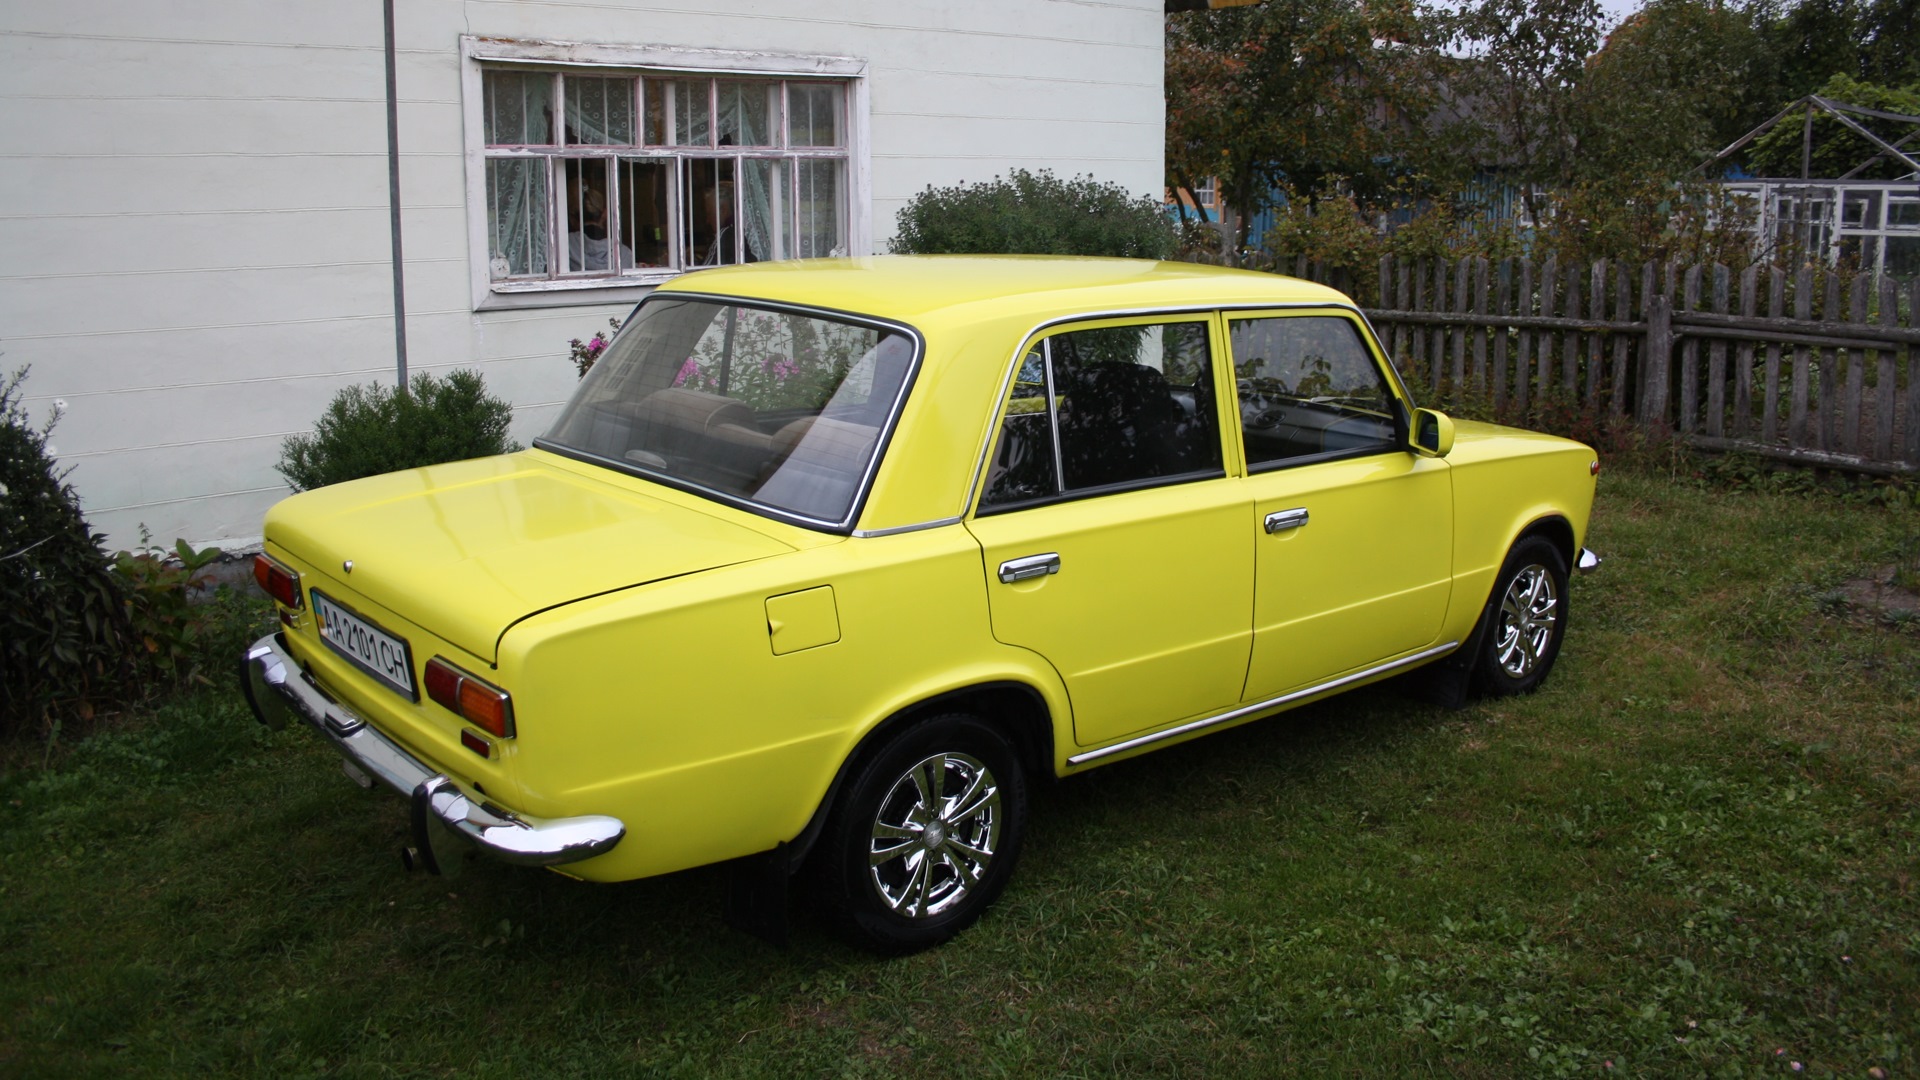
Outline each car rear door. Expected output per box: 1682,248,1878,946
965,315,1253,749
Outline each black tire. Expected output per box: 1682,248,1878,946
813,713,1028,954
1472,535,1571,697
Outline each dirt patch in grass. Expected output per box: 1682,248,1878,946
1832,566,1920,621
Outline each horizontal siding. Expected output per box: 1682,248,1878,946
0,0,1162,549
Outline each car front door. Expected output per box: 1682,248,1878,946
1228,311,1455,703
966,316,1253,749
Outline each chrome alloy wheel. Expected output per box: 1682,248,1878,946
1494,563,1559,677
867,751,1001,918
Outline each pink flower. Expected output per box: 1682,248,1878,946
673,357,698,387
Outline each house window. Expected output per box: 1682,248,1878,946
463,38,867,305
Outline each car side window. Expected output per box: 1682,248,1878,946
1230,315,1399,469
980,320,1221,510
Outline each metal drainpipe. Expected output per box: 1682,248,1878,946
384,0,409,384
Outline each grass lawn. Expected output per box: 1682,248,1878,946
3,466,1916,1078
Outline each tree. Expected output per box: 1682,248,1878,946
1430,0,1607,224
1166,0,1437,252
1574,0,1770,183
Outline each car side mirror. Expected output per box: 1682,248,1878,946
1411,408,1454,458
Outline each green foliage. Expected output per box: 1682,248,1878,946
276,369,521,492
114,538,232,691
0,369,131,738
889,169,1176,259
1575,0,1773,184
1168,0,1439,246
1748,73,1920,179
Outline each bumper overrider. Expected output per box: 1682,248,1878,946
242,633,625,873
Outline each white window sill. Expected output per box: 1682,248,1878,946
476,280,667,311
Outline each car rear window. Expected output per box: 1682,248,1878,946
538,296,916,529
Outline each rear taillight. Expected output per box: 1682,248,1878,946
253,553,302,608
424,656,514,738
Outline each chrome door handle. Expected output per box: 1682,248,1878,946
998,552,1061,583
1264,507,1310,534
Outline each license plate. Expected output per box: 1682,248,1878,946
312,589,417,700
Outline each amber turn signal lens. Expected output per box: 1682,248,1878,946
252,553,302,609
424,656,515,738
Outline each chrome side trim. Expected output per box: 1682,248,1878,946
1065,641,1460,767
850,516,962,539
243,633,625,868
1577,547,1602,574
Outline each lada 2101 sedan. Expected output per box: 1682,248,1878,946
243,256,1599,952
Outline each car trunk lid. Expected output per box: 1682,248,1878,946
266,451,796,662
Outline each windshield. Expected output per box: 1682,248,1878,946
539,296,917,529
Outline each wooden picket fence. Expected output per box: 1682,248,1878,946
1277,254,1920,475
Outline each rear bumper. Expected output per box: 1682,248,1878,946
242,633,625,870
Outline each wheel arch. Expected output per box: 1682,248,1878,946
779,680,1055,873
1515,513,1576,575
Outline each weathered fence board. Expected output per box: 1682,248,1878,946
1313,253,1918,474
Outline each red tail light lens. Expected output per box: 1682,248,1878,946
424,657,515,738
253,553,302,609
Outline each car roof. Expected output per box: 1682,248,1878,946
653,255,1356,325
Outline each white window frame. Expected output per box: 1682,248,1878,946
461,36,871,311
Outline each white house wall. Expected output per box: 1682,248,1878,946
0,0,1164,551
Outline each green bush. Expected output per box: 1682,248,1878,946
0,368,133,738
890,169,1177,259
276,369,520,492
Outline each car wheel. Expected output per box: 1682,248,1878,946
1472,535,1570,697
814,713,1027,954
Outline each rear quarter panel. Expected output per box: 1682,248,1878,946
498,525,1070,883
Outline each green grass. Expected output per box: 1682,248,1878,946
4,468,1917,1078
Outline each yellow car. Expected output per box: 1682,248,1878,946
242,256,1599,952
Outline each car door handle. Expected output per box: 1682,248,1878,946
998,552,1061,584
1264,508,1310,534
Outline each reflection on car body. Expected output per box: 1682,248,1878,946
242,256,1599,953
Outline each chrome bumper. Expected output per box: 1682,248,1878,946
242,633,625,871
1577,547,1602,574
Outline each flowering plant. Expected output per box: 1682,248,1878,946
568,317,623,378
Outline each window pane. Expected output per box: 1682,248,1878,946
673,80,711,147
483,71,553,145
618,159,670,268
563,159,619,274
642,78,667,145
1053,323,1220,491
564,76,634,145
716,81,774,146
544,299,914,525
1230,316,1396,467
981,346,1058,508
787,83,843,147
684,158,738,266
486,158,550,278
741,159,789,262
796,159,842,258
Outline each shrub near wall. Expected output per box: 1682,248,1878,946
891,169,1177,259
276,370,520,492
0,370,131,737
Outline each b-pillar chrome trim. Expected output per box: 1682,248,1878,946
1065,641,1461,767
242,633,625,869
